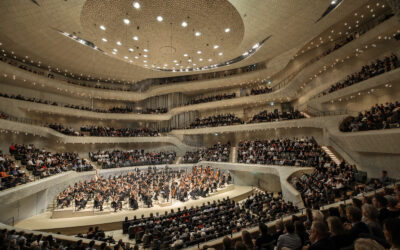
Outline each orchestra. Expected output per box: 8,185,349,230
56,166,232,212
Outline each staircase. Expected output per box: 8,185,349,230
230,147,237,163
321,146,342,165
301,111,313,118
175,156,182,164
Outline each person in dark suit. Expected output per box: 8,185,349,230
373,194,390,225
383,218,400,250
255,222,273,248
345,206,370,241
302,221,334,250
327,216,352,250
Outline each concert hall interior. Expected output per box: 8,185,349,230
1,0,400,249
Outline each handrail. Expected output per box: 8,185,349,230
329,136,360,165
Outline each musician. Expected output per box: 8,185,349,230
94,193,103,211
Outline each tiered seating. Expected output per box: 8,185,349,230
48,124,82,136
9,144,93,178
186,93,236,105
188,114,243,129
182,142,231,163
89,149,176,169
237,137,330,167
250,85,272,95
328,54,399,93
249,110,305,123
0,151,30,191
122,191,298,249
80,126,160,137
340,101,400,132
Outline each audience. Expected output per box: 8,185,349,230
250,85,273,95
238,137,330,167
186,93,236,106
249,110,305,123
9,144,93,178
276,221,302,250
340,101,400,132
80,125,160,137
0,151,31,191
183,142,231,163
328,54,399,94
48,124,82,136
90,149,176,169
188,114,243,129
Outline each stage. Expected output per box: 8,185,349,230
14,185,254,235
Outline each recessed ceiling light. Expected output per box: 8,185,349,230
157,16,163,22
193,64,196,66
173,60,177,63
133,2,140,9
112,51,117,55
144,49,148,52
116,41,122,46
134,56,139,59
124,56,128,59
143,55,148,58
102,38,108,42
175,63,179,66
224,28,230,33
213,45,219,49
100,25,106,31
199,58,203,61
195,31,201,36
123,19,130,25
113,48,118,52
128,48,134,52
331,0,336,4
197,51,202,54
208,58,212,62
218,52,223,56
143,60,147,63
181,21,188,27
144,64,148,67
188,59,192,62
164,64,168,66
133,36,139,41
183,54,188,57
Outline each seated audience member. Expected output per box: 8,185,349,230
327,216,352,250
361,204,385,240
241,230,254,250
80,125,159,137
345,206,370,241
305,221,334,250
372,194,390,224
255,223,273,248
354,238,385,250
383,218,400,250
276,221,302,250
186,92,236,105
223,236,234,250
294,221,309,247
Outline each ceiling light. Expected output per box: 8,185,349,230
224,28,230,33
199,58,203,61
133,2,140,9
124,56,128,59
100,25,106,31
218,52,223,56
123,19,130,25
143,60,147,63
181,21,188,27
173,60,177,63
331,0,336,4
102,38,107,42
164,64,168,66
157,16,163,22
208,58,212,62
183,53,188,57
128,48,134,52
252,44,259,49
133,36,139,41
113,48,118,52
116,41,122,46
143,49,148,52
112,51,117,55
195,31,201,36
213,45,219,49
243,52,249,56
193,64,196,66
144,64,148,67
197,51,202,54
188,59,192,62
134,56,139,59
143,55,148,58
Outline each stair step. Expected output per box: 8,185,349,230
321,146,341,165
